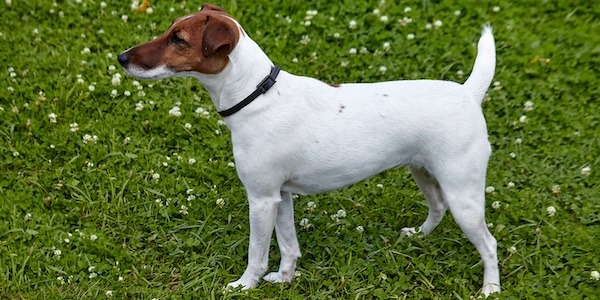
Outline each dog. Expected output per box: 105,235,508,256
118,3,500,296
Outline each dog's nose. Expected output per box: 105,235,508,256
117,53,129,66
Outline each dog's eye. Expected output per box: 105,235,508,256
169,34,187,46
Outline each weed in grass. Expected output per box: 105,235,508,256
1,0,598,299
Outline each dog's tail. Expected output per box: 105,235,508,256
463,26,495,105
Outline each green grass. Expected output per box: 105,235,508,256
1,0,599,299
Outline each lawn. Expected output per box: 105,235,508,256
1,0,598,299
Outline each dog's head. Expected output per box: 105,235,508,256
118,3,240,79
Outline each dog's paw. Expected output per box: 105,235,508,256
224,278,257,292
263,271,294,283
401,227,419,237
480,283,501,298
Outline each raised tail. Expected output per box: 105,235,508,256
463,26,496,105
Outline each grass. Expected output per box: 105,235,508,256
1,0,598,299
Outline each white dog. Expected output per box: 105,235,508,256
118,4,500,296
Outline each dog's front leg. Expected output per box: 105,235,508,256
226,194,280,290
263,192,301,284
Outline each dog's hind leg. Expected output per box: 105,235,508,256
263,191,302,284
401,167,448,237
434,156,500,296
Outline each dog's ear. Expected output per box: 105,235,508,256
202,16,236,57
201,3,225,12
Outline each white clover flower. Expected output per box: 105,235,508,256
24,213,32,220
110,89,118,98
300,35,311,45
48,113,57,123
184,123,192,129
89,272,98,279
179,205,189,215
106,290,113,297
433,20,443,28
425,23,433,30
54,249,62,256
188,158,196,165
406,33,415,40
111,76,121,86
348,48,357,55
581,166,591,176
360,47,369,54
299,218,311,230
135,101,144,111
356,225,364,233
6,0,12,6
456,70,464,76
13,151,19,157
336,209,346,218
546,206,556,217
32,28,39,35
82,134,98,144
121,15,128,22
551,185,561,195
216,198,225,208
80,47,91,54
508,246,517,254
333,32,340,39
492,201,501,209
123,137,131,145
330,214,340,222
292,57,299,63
88,84,95,92
379,66,387,73
124,90,131,96
379,273,387,281
454,10,461,16
382,42,391,50
485,186,495,193
64,238,70,243
100,2,107,9
519,115,527,123
404,6,412,13
515,138,522,144
591,270,600,281
509,152,517,159
227,162,235,167
168,106,182,117
399,17,412,26
524,101,534,112
306,201,316,212
152,173,160,181
118,276,124,281
379,15,389,23
348,20,357,29
372,8,380,15
90,234,98,241
492,6,500,12
376,183,384,188
146,7,153,14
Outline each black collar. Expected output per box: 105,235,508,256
218,65,281,117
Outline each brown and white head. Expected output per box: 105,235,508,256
117,4,241,79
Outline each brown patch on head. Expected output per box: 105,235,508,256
121,4,240,75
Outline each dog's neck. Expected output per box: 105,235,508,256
188,30,274,116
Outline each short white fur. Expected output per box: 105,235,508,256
122,16,500,296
